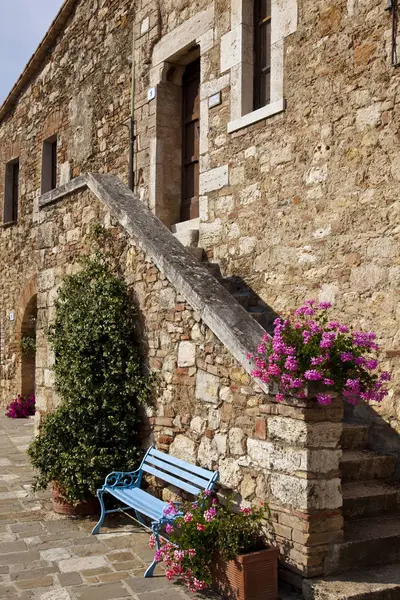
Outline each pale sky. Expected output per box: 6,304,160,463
0,0,65,104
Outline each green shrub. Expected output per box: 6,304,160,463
28,227,153,503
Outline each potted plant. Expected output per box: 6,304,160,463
28,226,153,515
250,299,391,407
153,492,278,599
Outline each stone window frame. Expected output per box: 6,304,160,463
149,6,215,229
223,0,297,133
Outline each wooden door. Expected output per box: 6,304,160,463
181,58,200,222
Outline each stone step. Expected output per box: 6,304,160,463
341,422,370,450
340,450,397,483
189,247,204,260
248,306,266,325
326,516,400,574
232,290,250,309
202,262,222,278
303,562,400,599
343,481,400,520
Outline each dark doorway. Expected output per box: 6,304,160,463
20,294,37,398
181,58,200,222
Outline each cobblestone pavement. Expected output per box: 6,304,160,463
0,413,302,600
0,412,211,600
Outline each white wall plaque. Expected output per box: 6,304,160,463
208,92,222,109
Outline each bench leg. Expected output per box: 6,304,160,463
91,490,106,535
144,524,160,578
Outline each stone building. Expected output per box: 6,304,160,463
1,0,400,595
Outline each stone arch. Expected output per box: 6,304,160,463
16,275,38,397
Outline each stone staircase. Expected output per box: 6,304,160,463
172,218,400,599
304,419,400,599
172,219,275,333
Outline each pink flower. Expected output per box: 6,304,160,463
196,523,206,532
188,549,196,557
365,359,378,370
165,524,174,534
340,352,354,362
276,393,284,403
183,513,193,523
317,393,332,406
204,489,211,496
240,506,252,515
268,364,281,377
339,325,349,333
285,356,298,372
320,332,336,349
311,355,326,366
323,378,334,386
318,302,332,309
174,550,185,562
149,535,156,549
164,502,178,517
304,369,323,381
204,507,217,522
246,352,253,360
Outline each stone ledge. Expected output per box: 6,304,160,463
38,172,270,385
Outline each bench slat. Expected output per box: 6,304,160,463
107,487,166,521
148,448,214,482
142,464,203,496
144,455,210,489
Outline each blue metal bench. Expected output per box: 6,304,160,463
91,446,219,577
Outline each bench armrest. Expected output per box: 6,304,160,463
104,469,141,488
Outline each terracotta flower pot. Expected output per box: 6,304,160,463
212,546,279,600
52,482,100,516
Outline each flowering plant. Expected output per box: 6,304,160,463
151,492,268,592
6,394,36,419
250,300,391,406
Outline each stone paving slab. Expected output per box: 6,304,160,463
0,412,302,600
0,413,221,600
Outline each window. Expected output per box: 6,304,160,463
254,0,271,110
3,158,19,223
225,0,297,133
41,135,58,194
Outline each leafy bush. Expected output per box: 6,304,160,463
250,299,391,406
151,492,268,592
6,394,35,418
20,336,36,356
28,227,153,503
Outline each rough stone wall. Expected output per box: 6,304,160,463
34,187,343,579
0,0,136,406
134,0,400,429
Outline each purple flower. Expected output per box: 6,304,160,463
339,325,349,333
311,355,326,366
318,302,332,309
276,393,284,402
365,359,378,370
380,371,391,382
304,369,323,381
354,357,365,366
317,393,332,406
257,344,266,354
302,331,313,344
320,332,336,349
165,524,174,534
340,352,354,362
289,377,304,389
328,321,340,330
323,378,334,386
285,356,298,372
268,364,281,377
345,378,361,392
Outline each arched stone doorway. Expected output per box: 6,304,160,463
20,294,37,397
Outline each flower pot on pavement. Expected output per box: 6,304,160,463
212,546,279,600
52,482,99,516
